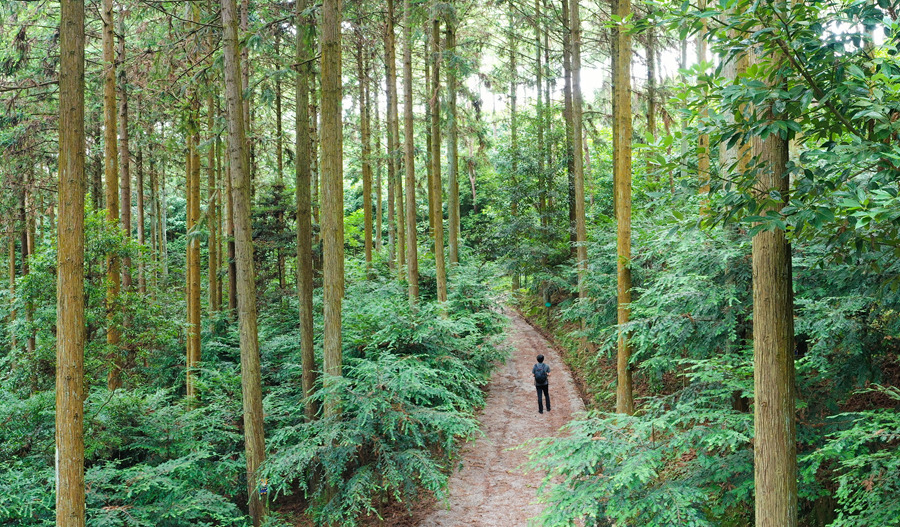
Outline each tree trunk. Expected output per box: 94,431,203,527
402,0,419,302
752,45,797,527
57,0,86,522
118,9,133,291
321,0,345,417
698,0,710,194
357,34,374,270
424,33,433,236
296,0,317,421
430,14,447,303
208,92,219,312
385,4,404,273
612,0,634,415
561,0,576,256
136,100,146,295
508,8,520,290
446,19,460,266
221,0,267,522
227,154,238,315
102,0,122,391
274,32,287,290
7,227,16,351
647,23,657,138
571,0,587,299
374,70,383,255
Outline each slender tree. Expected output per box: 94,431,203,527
446,13,460,266
570,0,587,298
102,0,122,391
117,9,133,290
751,24,797,526
357,31,374,269
402,0,419,302
321,0,345,417
562,0,576,255
612,0,634,414
296,0,317,420
221,0,266,521
430,10,448,303
56,0,86,523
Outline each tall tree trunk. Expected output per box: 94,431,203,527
612,0,634,415
561,0,576,256
752,38,797,527
446,18,460,266
208,92,219,312
697,0,710,194
102,0,122,391
7,227,15,351
385,3,404,273
185,139,197,399
374,71,383,254
274,31,287,290
402,0,419,302
136,100,147,294
571,0,587,298
357,34,374,270
118,9,133,291
430,14,447,303
226,162,238,315
508,8,520,289
424,33,433,236
57,1,86,523
296,0,317,421
321,0,345,417
21,185,35,361
221,0,267,522
646,23,657,138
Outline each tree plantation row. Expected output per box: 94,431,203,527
2,0,900,526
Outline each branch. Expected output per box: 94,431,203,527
0,79,58,93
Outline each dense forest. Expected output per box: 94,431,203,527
1,0,899,525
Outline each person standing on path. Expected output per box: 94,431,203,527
532,354,551,413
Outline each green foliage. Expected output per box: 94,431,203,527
262,261,507,525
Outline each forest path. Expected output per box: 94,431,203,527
414,310,585,526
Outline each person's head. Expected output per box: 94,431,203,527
537,354,544,363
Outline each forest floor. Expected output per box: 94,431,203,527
406,310,586,526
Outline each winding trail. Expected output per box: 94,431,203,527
416,311,585,526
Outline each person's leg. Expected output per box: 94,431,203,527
536,385,544,413
539,384,550,411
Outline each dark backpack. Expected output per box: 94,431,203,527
534,364,548,384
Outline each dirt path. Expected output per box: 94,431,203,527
415,311,585,526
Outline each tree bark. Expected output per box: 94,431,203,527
612,0,634,415
402,0,419,302
207,92,219,313
561,0,576,256
571,0,587,298
752,38,797,527
136,100,146,295
296,0,317,421
446,19,460,266
508,8,520,290
357,33,374,270
118,9,133,291
430,14,447,303
321,0,345,417
102,0,122,391
221,0,267,522
698,0,710,194
385,3,405,273
57,0,86,522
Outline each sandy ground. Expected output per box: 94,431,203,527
414,311,585,526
